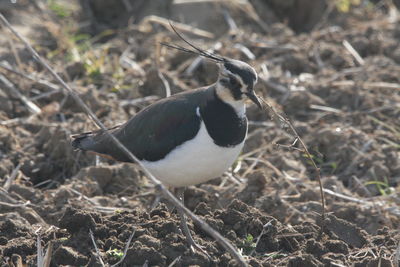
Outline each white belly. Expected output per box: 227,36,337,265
141,121,245,187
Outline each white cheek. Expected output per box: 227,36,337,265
215,83,247,117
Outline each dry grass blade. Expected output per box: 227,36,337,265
37,234,44,267
0,13,247,267
234,44,256,60
0,60,62,93
239,0,270,33
119,47,146,77
309,104,342,113
110,229,135,267
0,188,20,204
0,117,27,126
13,255,24,267
364,82,400,90
222,8,239,35
249,220,273,256
322,188,368,204
0,73,41,114
329,79,400,91
139,15,214,39
36,232,52,267
157,70,171,97
167,256,181,267
6,34,22,68
89,229,106,267
3,162,21,191
259,97,326,223
43,241,53,267
342,40,365,66
155,41,171,98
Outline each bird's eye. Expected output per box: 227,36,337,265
220,77,229,87
229,77,240,87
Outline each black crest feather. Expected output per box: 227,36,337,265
161,21,226,63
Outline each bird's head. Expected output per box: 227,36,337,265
161,22,262,110
217,59,261,109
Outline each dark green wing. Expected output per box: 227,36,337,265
72,89,209,162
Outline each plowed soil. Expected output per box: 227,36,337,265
0,1,399,266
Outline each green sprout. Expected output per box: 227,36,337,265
330,161,338,172
114,209,123,214
265,252,287,259
239,234,257,255
302,152,324,166
106,248,124,260
335,0,361,13
47,0,71,18
365,177,394,196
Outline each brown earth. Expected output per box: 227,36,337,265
0,0,399,266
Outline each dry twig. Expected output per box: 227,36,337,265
259,97,326,223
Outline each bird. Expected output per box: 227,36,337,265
71,28,261,254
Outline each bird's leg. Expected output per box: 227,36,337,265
150,194,162,210
175,187,210,257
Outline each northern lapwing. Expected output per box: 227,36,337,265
71,30,261,253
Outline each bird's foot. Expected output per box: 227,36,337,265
186,236,211,258
175,187,211,259
178,211,211,258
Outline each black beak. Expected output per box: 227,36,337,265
245,91,262,109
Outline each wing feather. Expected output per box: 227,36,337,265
72,88,211,162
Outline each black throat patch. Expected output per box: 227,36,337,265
200,89,247,147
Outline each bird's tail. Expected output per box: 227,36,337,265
71,132,96,151
71,125,121,152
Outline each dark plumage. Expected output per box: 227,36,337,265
224,61,257,86
72,85,247,162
